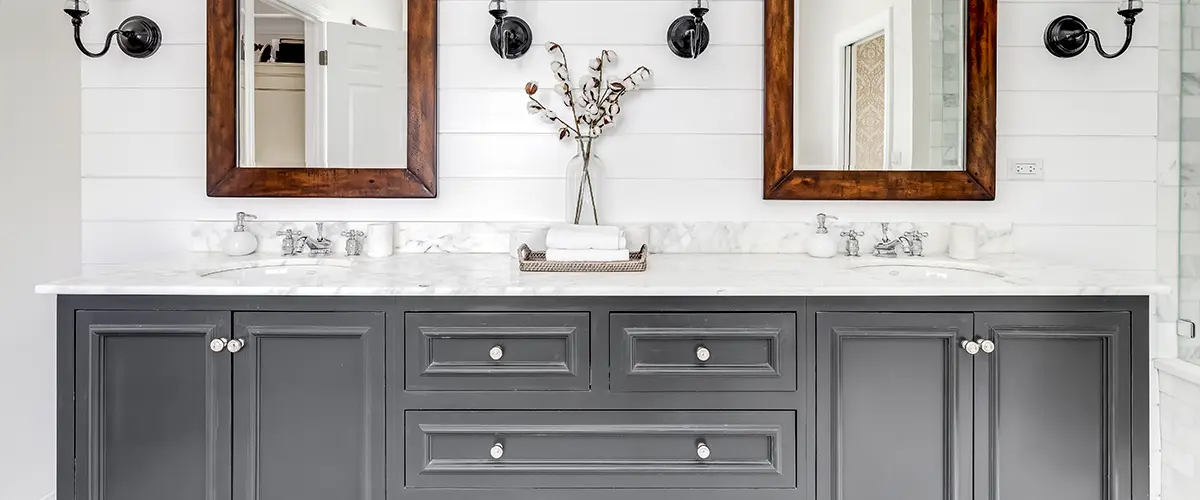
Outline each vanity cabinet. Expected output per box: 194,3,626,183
74,311,230,500
59,296,1148,500
816,311,1133,500
72,309,385,500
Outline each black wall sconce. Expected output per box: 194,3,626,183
489,0,533,59
667,0,710,59
63,0,161,59
1044,0,1142,59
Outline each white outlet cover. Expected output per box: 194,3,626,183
1006,158,1044,180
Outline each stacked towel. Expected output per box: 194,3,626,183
544,225,629,262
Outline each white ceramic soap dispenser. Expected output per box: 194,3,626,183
222,212,259,256
807,213,840,258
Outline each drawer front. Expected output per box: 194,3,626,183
404,411,796,489
405,313,590,391
610,313,798,392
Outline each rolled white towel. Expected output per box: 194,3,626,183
545,248,631,262
545,225,626,250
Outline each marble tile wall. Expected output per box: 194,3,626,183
192,220,1016,257
930,0,963,169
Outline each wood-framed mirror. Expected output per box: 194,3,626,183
764,0,995,200
207,0,436,198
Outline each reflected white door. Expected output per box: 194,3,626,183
325,21,407,168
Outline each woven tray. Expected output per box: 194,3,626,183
517,244,648,272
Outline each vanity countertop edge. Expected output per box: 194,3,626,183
34,252,1169,297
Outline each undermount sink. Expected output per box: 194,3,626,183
199,259,354,283
850,261,1015,284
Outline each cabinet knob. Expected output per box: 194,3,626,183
696,442,711,460
489,345,504,361
960,339,980,355
209,338,229,352
978,338,996,354
695,345,711,362
490,443,505,460
226,338,246,353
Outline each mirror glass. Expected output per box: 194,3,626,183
238,0,408,168
793,0,963,171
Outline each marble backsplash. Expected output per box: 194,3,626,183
193,220,1015,256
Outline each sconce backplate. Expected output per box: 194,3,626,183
1044,15,1089,59
490,17,533,59
667,15,710,58
117,16,162,59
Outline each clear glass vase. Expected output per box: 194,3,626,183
565,136,605,225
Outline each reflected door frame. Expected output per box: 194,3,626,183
829,8,893,171
239,0,328,168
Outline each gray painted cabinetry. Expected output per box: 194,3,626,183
61,296,1148,500
816,310,1135,500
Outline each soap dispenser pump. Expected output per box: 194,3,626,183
807,213,840,258
222,212,259,256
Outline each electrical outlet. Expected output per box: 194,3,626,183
1007,158,1044,180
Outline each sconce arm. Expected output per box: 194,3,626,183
74,24,126,59
1088,18,1135,60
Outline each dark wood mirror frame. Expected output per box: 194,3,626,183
763,0,995,201
206,0,436,198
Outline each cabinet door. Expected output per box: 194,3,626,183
232,312,385,500
975,312,1131,500
75,311,231,500
816,312,974,500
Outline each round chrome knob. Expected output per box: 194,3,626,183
978,339,996,354
490,443,505,459
695,345,711,362
696,442,711,460
209,338,229,352
489,345,504,361
226,339,245,353
960,340,980,355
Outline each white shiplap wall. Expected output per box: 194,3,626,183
80,0,1161,270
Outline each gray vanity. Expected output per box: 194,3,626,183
53,291,1151,500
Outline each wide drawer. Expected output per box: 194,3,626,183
404,410,796,489
610,313,798,392
405,312,590,391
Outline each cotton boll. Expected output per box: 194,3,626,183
525,101,542,114
588,57,602,74
601,50,617,64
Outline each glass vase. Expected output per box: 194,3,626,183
565,136,605,225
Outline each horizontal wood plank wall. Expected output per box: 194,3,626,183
80,0,1161,273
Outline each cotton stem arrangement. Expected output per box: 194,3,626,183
524,42,653,140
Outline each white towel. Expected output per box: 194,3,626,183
545,225,626,250
545,248,631,262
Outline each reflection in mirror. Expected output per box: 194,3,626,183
794,0,962,171
238,0,408,168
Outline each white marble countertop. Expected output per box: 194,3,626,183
35,252,1170,297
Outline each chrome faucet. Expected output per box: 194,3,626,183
903,230,929,257
873,223,911,258
295,222,333,257
277,229,303,256
873,223,930,258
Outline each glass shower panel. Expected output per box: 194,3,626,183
1179,3,1200,365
